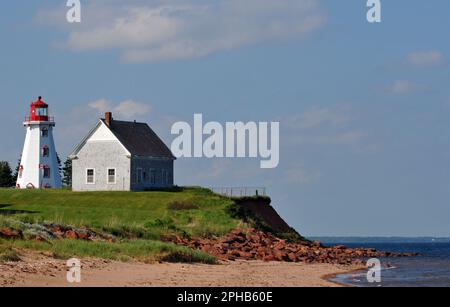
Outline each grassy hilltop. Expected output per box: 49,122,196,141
0,187,239,238
0,188,256,263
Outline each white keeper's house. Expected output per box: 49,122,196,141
69,112,176,191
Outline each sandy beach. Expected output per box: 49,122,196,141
0,250,360,287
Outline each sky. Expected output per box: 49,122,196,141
1,0,450,237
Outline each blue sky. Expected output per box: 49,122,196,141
1,0,450,236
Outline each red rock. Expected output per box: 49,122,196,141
64,230,78,240
272,250,284,261
236,251,252,259
248,234,260,243
161,228,416,264
0,228,22,239
313,241,321,247
77,232,91,240
263,255,275,262
287,253,296,262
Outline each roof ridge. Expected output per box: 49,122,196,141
103,118,147,125
108,119,175,159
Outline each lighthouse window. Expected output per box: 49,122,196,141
86,169,95,184
42,146,49,157
43,167,51,178
41,128,48,137
36,108,47,116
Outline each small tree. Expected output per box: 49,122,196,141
62,157,72,188
57,153,62,176
13,156,21,183
0,161,14,188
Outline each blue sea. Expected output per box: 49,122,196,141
312,238,450,287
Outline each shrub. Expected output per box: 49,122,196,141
160,250,216,264
0,243,21,262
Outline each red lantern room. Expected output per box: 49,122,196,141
30,96,49,121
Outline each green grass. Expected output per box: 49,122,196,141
0,187,240,239
0,238,216,264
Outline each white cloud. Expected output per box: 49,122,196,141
88,98,151,119
293,131,366,145
406,50,445,68
332,131,366,145
284,165,321,185
284,106,349,129
386,80,422,94
113,100,152,119
281,106,368,147
88,99,110,112
36,0,325,63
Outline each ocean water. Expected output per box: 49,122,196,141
316,239,450,287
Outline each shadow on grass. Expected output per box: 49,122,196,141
143,186,184,193
0,204,37,216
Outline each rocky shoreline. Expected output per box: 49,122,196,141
1,223,418,266
164,229,418,265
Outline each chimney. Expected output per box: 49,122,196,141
105,112,113,126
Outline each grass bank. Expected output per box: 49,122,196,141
0,238,216,264
0,187,241,239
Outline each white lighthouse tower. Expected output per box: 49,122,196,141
16,97,62,189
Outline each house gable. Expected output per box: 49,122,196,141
88,122,117,142
69,120,131,158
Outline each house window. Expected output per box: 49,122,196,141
107,169,116,184
165,170,170,184
43,167,51,178
42,146,49,157
18,166,23,179
162,170,169,184
86,169,95,184
41,128,48,137
150,169,156,185
136,168,143,184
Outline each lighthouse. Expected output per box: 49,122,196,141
16,97,62,189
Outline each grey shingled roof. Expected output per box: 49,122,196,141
101,119,175,159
